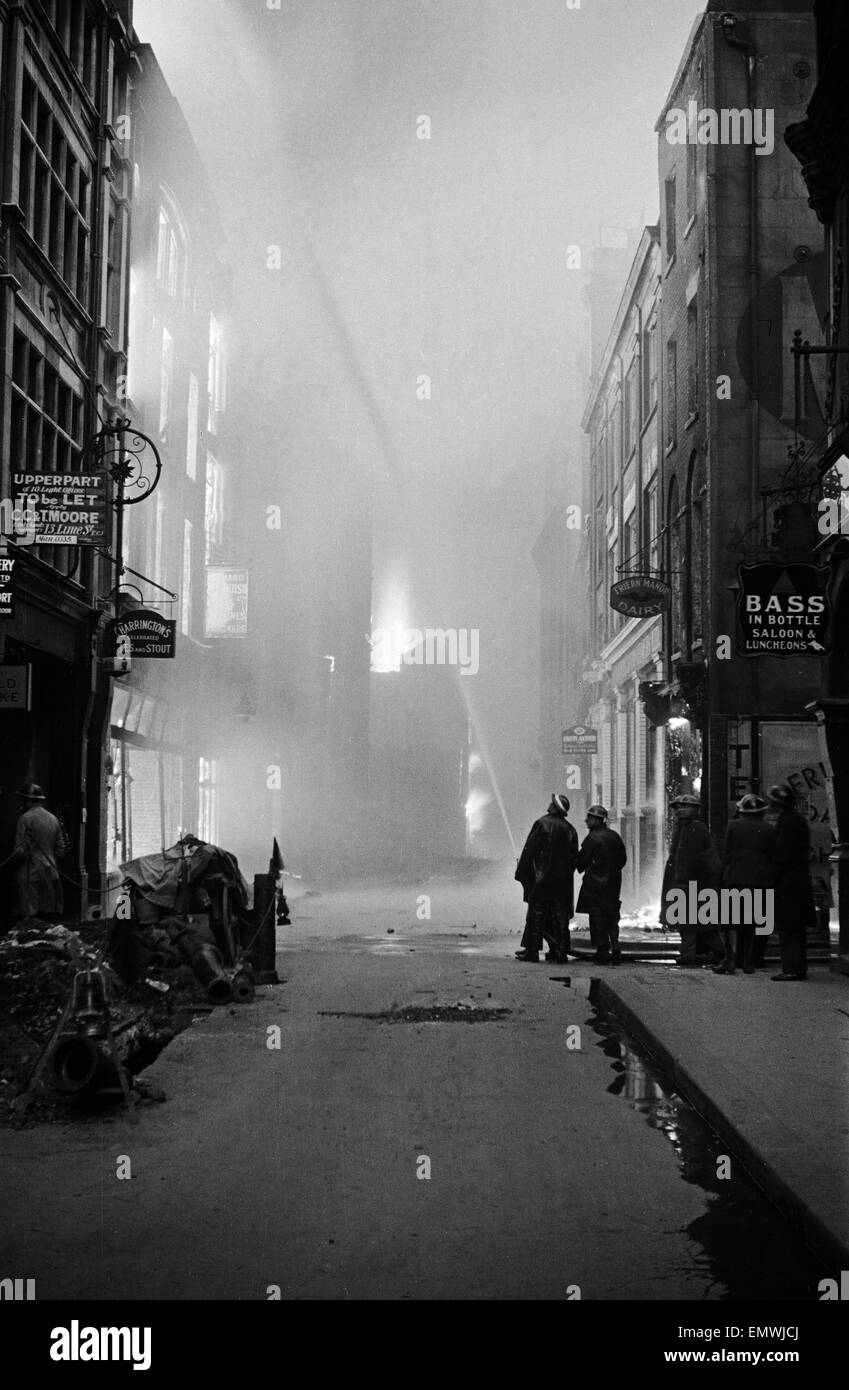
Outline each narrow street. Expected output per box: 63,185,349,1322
0,883,825,1302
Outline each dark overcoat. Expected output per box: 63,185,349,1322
721,817,775,888
575,826,627,913
515,811,578,915
660,817,721,926
770,807,816,935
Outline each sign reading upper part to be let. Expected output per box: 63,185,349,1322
11,473,107,545
104,609,176,659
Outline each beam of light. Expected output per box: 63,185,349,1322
454,673,517,858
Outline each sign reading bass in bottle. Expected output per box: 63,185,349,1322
11,474,107,545
736,564,831,656
104,609,176,659
609,575,672,618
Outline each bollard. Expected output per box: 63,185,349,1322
248,871,280,985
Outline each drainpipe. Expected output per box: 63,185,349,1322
720,11,761,784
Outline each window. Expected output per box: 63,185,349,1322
181,519,193,636
159,328,173,435
18,67,91,303
105,194,127,342
664,172,677,262
186,373,199,480
156,205,184,301
642,480,659,574
686,137,698,222
205,455,224,563
665,339,678,448
645,721,657,800
642,317,658,416
624,363,637,457
208,316,225,433
687,299,699,419
11,331,83,475
198,758,219,844
668,478,684,654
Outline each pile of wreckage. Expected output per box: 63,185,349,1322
0,837,286,1121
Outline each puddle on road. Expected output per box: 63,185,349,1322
318,1004,510,1023
553,976,828,1300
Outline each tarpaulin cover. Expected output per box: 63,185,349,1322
121,839,249,912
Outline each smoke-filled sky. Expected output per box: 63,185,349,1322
132,0,702,852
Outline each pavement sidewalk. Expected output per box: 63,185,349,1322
596,964,849,1272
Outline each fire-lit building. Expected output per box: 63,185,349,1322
107,41,238,881
580,226,666,906
0,0,134,924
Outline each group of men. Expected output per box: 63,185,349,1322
514,783,815,980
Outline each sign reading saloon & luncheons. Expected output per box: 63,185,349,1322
104,609,176,659
736,563,831,656
11,473,107,545
610,575,672,618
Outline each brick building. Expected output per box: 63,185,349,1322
0,0,134,922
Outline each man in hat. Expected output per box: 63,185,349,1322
13,783,68,922
576,806,627,964
766,783,813,982
661,793,723,967
716,793,774,975
514,793,578,963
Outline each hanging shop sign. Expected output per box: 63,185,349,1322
11,473,107,545
561,724,598,756
0,554,15,618
0,665,32,711
105,608,176,659
736,563,831,656
205,566,249,638
610,575,672,618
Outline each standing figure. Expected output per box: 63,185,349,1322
13,783,68,923
576,805,627,964
514,793,578,963
715,793,774,975
661,793,723,967
767,783,814,982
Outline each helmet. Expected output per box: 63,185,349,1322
736,793,768,815
670,793,701,809
767,782,795,808
551,793,570,814
586,804,608,821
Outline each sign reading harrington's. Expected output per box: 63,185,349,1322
736,563,831,656
11,473,107,545
105,609,176,659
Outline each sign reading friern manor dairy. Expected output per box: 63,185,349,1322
609,575,672,618
736,563,831,656
104,609,176,659
561,724,598,756
11,473,107,545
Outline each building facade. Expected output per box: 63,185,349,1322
0,0,134,923
785,0,849,971
653,1,831,914
581,226,666,907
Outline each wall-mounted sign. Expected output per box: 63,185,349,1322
736,563,831,656
610,575,672,617
205,566,249,638
105,609,176,659
0,554,15,617
11,473,107,545
0,665,31,711
561,724,598,756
